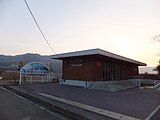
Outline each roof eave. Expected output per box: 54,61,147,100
51,49,147,66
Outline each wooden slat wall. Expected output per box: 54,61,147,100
62,56,139,81
62,57,95,81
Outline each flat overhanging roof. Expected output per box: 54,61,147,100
52,48,146,66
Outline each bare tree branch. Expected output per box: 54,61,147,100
152,34,160,42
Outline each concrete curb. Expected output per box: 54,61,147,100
38,93,140,120
145,104,160,120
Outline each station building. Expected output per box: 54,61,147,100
52,49,146,83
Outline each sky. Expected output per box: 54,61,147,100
0,0,160,67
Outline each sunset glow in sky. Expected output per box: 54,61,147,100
0,0,160,66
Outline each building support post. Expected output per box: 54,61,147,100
41,76,43,83
30,76,32,84
19,72,22,85
48,73,51,82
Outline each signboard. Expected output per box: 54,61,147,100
20,62,49,75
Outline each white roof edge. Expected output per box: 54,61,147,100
52,48,146,66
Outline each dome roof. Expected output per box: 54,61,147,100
21,62,49,75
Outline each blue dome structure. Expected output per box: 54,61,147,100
21,62,49,75
19,62,51,85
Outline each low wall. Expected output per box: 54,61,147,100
59,79,160,90
59,79,91,88
130,79,160,88
88,80,135,92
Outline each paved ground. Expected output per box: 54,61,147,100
0,86,67,120
15,83,160,120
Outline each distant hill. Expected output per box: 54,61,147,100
0,53,61,73
0,53,47,67
0,53,157,75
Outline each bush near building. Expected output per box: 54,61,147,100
0,71,19,82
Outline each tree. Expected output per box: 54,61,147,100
154,60,160,75
152,34,160,75
152,34,160,57
152,35,160,42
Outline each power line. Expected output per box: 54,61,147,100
24,0,56,53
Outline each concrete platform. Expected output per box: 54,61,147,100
9,83,160,120
88,80,135,92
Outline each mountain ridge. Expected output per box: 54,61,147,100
0,53,62,73
0,53,156,74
